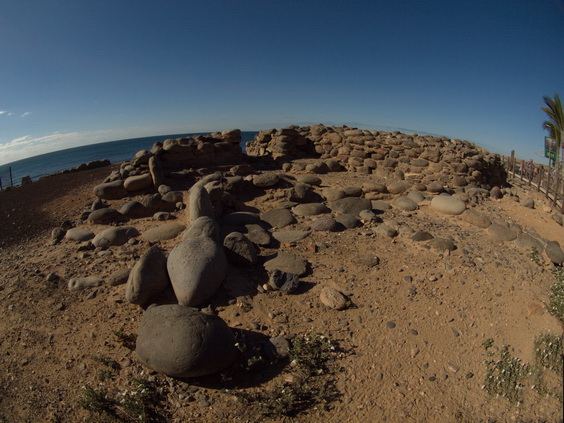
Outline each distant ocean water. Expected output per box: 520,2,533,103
0,131,258,188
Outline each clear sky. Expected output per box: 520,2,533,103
1,0,563,165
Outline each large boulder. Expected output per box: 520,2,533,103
461,209,491,228
167,237,227,306
188,186,214,224
92,226,140,247
65,228,95,242
126,246,171,307
149,156,165,188
292,203,329,217
136,304,238,378
93,180,127,200
430,195,466,215
487,223,517,242
124,173,154,192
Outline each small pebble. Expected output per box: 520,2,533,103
386,321,396,329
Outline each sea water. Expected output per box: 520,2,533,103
0,132,258,188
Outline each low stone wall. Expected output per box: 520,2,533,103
246,124,507,190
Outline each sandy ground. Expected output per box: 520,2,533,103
0,163,562,423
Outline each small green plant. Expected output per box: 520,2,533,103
78,385,114,413
93,354,120,370
534,332,563,373
289,334,337,376
547,266,564,322
482,338,494,349
530,247,543,266
116,377,164,423
114,329,137,350
484,346,532,403
232,334,341,417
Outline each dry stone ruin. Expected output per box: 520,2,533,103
52,124,564,379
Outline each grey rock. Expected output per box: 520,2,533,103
309,217,338,231
298,175,322,186
392,196,418,211
223,232,258,265
545,241,564,264
154,212,171,221
488,223,517,242
513,233,544,252
109,268,131,286
386,181,411,195
427,237,456,251
244,224,271,246
461,210,491,228
188,186,214,224
92,226,140,247
167,237,227,306
361,255,380,267
220,212,261,227
253,173,280,188
87,208,122,224
292,203,329,216
407,190,425,203
272,230,311,243
430,195,466,215
161,191,184,204
371,200,391,211
142,223,186,242
148,156,164,188
51,227,66,245
329,197,371,217
269,336,291,358
65,228,95,242
93,180,127,200
124,173,153,192
343,187,363,197
68,276,104,291
411,231,434,242
322,188,346,202
268,269,299,293
427,182,444,193
359,209,377,221
552,213,563,226
260,208,296,229
286,184,322,203
119,201,153,218
522,198,535,209
126,246,170,306
136,304,238,378
319,286,347,310
334,214,360,229
264,252,308,276
375,224,398,238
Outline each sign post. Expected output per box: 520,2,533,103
545,136,557,167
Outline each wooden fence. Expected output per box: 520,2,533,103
503,153,564,213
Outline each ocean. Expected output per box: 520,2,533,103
0,131,258,188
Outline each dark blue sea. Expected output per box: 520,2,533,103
0,132,258,188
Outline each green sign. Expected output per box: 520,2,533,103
545,136,557,159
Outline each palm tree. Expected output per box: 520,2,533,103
541,93,563,173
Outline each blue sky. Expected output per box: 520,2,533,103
0,0,563,165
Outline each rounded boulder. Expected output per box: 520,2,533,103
167,237,227,307
136,304,238,378
430,195,466,215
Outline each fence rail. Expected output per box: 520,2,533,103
503,154,564,213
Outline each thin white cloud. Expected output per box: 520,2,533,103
0,111,7,116
0,125,201,166
21,112,31,117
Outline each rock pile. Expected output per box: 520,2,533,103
56,124,564,380
247,124,507,190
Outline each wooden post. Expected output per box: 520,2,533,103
547,170,551,201
510,150,515,175
9,167,13,187
538,167,543,192
554,173,560,207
